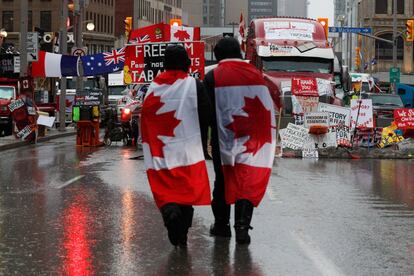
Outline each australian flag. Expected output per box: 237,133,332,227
80,47,125,76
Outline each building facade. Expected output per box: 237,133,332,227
0,0,116,55
340,0,414,76
334,0,346,26
182,0,203,26
248,0,277,24
277,0,307,17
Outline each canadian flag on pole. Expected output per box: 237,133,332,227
238,12,246,52
169,26,201,42
141,71,211,208
214,60,276,207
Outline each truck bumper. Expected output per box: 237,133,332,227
0,116,11,125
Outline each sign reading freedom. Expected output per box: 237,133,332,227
125,41,205,84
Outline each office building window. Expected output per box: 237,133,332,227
2,11,13,32
375,0,387,14
396,0,404,14
40,11,52,31
28,10,33,31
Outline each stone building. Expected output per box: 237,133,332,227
0,0,116,54
357,0,412,74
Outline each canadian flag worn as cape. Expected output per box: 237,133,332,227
141,70,211,209
214,60,276,207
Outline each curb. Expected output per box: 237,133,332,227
0,130,76,151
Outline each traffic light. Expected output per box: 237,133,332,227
170,19,182,27
124,16,132,37
355,47,361,69
406,19,414,42
317,18,329,39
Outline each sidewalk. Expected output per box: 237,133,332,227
0,127,76,151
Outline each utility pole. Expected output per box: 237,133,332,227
74,0,84,94
59,0,68,131
392,0,397,94
20,0,28,77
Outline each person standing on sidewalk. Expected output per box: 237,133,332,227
204,37,276,244
141,45,212,247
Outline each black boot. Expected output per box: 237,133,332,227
160,203,183,246
234,199,254,245
210,201,231,237
178,205,194,247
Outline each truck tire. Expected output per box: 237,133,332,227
4,120,13,136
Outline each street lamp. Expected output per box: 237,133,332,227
86,22,95,31
0,28,7,38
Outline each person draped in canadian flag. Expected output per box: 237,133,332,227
204,38,276,244
141,45,212,247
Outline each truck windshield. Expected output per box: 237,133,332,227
262,57,333,74
0,87,14,100
59,79,97,90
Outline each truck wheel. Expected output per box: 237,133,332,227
4,123,12,136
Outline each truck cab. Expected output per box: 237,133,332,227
245,17,342,114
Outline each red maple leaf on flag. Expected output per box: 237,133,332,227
141,93,181,158
174,29,191,41
226,96,272,155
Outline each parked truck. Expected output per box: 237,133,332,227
245,17,343,118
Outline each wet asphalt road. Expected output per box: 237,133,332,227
1,136,414,275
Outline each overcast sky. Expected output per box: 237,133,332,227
307,0,334,23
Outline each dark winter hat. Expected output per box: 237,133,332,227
164,44,191,72
214,37,242,62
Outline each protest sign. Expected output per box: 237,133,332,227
304,112,329,128
316,78,333,96
125,41,205,83
394,108,414,129
302,149,319,159
291,77,319,96
350,99,374,129
318,103,351,127
330,125,352,147
279,123,308,150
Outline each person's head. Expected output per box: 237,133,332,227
164,44,191,72
214,37,242,62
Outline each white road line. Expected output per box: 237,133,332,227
291,231,345,276
54,175,85,189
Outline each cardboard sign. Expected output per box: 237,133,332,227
279,123,309,150
316,78,333,96
125,41,205,83
16,125,35,139
303,132,337,149
394,108,414,128
302,149,319,159
304,112,329,129
8,99,25,112
294,96,319,113
330,125,352,147
350,99,374,129
291,77,319,96
318,103,351,127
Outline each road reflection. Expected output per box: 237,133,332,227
356,160,414,210
60,193,94,275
